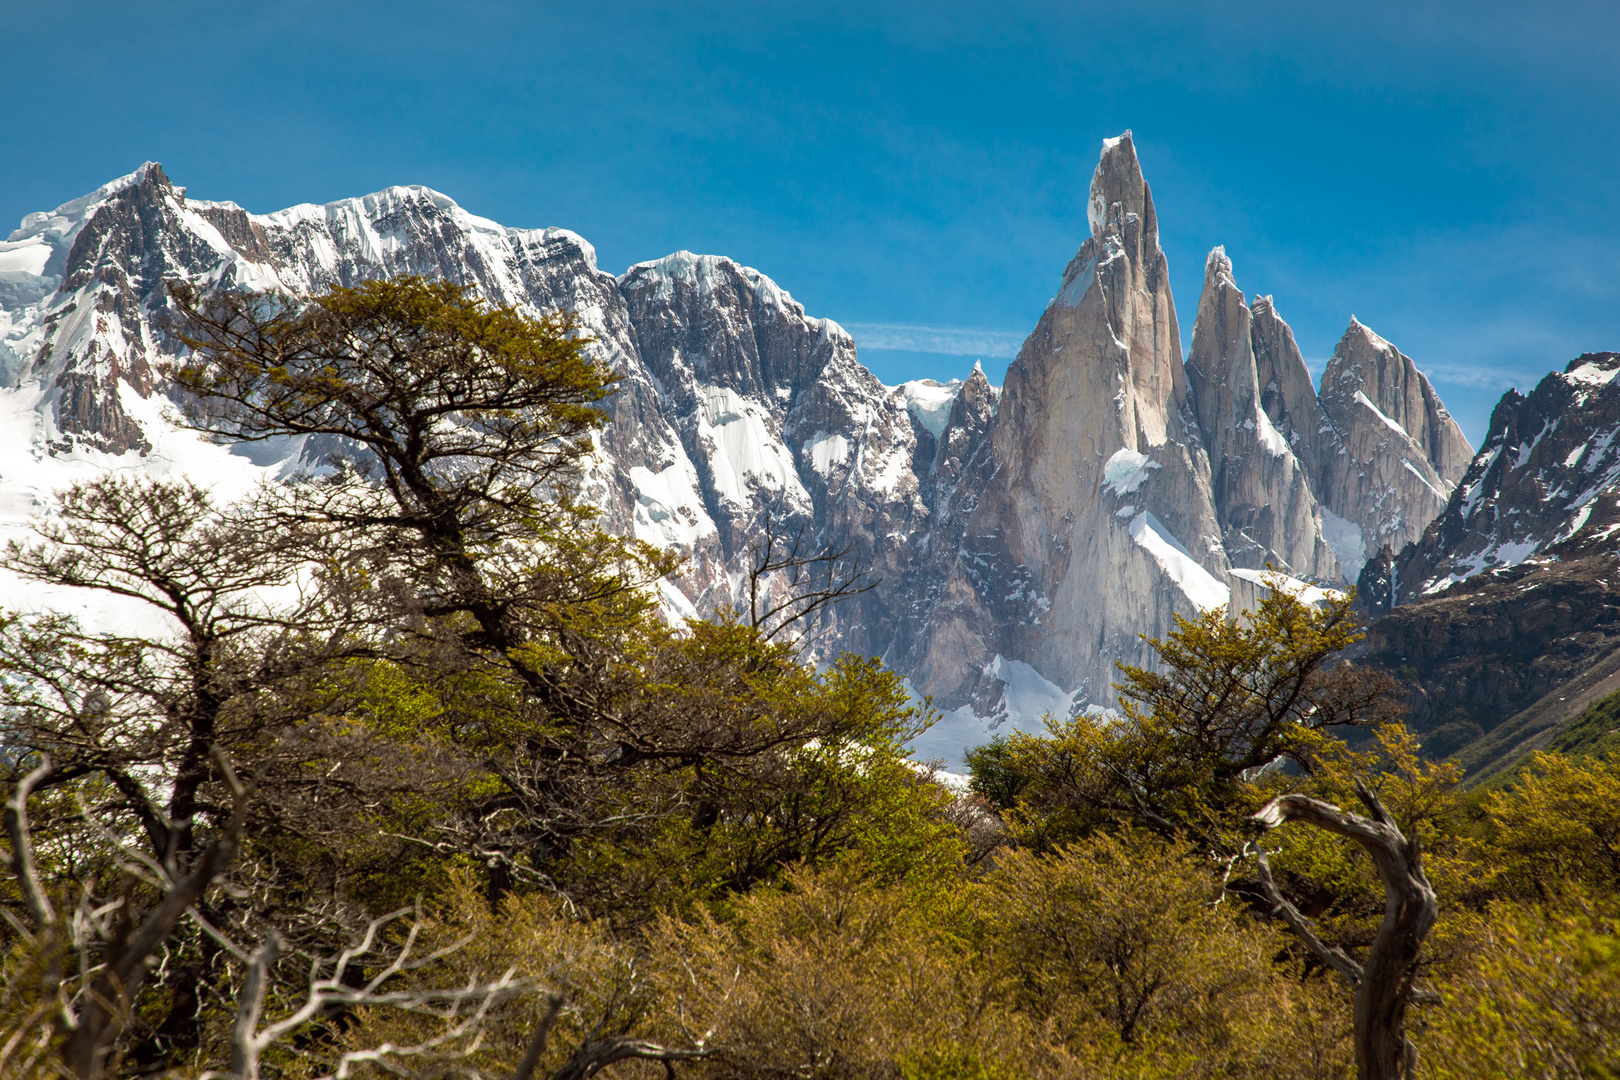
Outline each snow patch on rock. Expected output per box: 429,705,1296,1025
1129,511,1231,611
1319,508,1367,578
1103,448,1161,496
894,379,964,438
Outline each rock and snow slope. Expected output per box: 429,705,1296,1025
896,134,1470,723
900,134,1233,714
0,140,1471,764
1349,354,1620,769
1187,248,1340,581
1374,352,1620,604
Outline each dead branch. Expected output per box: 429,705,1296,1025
1249,779,1438,1080
745,504,876,645
0,747,252,1080
548,1034,713,1080
216,903,526,1080
3,755,58,933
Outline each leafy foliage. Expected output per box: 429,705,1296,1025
991,586,1402,851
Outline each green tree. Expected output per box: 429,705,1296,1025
990,586,1400,850
170,277,948,916
1484,751,1620,898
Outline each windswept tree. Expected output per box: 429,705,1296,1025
168,277,936,913
1,276,947,1077
0,476,374,1076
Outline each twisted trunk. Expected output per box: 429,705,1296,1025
1249,780,1438,1080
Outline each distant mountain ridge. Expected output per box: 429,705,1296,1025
0,138,1475,763
1356,352,1620,771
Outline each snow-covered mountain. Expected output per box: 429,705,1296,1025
0,139,1471,765
1351,353,1620,769
893,136,1470,729
1376,352,1620,603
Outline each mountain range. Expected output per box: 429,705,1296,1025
4,132,1610,770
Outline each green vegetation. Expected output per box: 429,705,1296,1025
0,278,1614,1079
1552,687,1620,761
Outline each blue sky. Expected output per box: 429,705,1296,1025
5,1,1617,445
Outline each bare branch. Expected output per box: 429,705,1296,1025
1248,842,1363,987
744,502,877,646
513,992,565,1080
229,932,281,1079
222,905,527,1080
3,755,57,929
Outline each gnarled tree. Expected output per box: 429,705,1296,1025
1248,781,1438,1080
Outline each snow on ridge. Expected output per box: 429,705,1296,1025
1128,510,1230,612
504,227,599,271
8,162,158,245
1422,539,1543,595
695,383,810,511
1354,390,1408,438
805,432,851,475
3,163,166,293
0,378,293,635
0,237,52,277
1255,405,1290,457
627,460,715,550
1402,459,1446,500
1346,315,1396,354
620,251,830,330
1228,567,1345,608
895,379,964,438
1565,360,1620,389
903,656,1079,771
242,183,599,273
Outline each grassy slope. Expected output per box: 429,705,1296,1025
1456,654,1620,787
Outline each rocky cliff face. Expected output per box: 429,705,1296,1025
0,139,1474,749
0,163,940,650
616,251,929,653
1180,250,1472,590
1186,249,1338,581
1317,319,1472,573
906,134,1232,711
1353,354,1620,764
1385,352,1620,603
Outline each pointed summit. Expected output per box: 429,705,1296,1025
910,133,1226,710
1316,318,1473,565
1088,131,1153,245
1186,247,1339,578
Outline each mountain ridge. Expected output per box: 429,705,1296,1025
0,139,1475,765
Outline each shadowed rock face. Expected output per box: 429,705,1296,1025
0,166,936,663
3,140,1475,731
616,252,930,656
1316,319,1472,569
1353,354,1620,767
1384,353,1620,605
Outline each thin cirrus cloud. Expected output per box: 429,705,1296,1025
842,322,1026,359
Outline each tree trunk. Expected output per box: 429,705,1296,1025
1250,779,1437,1080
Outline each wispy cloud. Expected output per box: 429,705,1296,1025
844,322,1026,359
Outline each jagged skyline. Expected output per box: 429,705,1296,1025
4,2,1619,445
